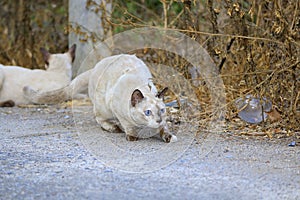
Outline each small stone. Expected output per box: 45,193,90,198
288,141,296,147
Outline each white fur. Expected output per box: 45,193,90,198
88,54,176,142
170,135,178,143
0,47,75,105
23,54,177,142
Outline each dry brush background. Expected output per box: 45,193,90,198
0,0,299,138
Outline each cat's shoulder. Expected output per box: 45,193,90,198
110,54,147,68
94,54,143,71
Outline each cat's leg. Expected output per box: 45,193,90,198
117,119,139,141
93,104,122,132
124,127,139,141
160,126,177,143
95,116,122,133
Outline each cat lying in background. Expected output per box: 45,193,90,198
0,44,76,107
23,54,177,143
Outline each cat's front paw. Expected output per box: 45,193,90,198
162,134,177,143
126,135,138,141
169,135,177,143
160,130,177,143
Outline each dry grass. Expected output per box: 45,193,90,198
107,0,300,136
0,0,68,68
0,0,299,137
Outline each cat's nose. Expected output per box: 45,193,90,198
156,118,162,123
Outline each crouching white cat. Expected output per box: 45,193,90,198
23,54,177,143
0,44,76,106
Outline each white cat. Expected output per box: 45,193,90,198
0,44,76,106
23,54,177,143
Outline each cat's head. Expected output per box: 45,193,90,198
40,44,76,72
130,87,168,129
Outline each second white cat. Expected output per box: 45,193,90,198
0,44,76,106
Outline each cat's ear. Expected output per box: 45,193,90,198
40,47,51,67
131,89,144,107
68,44,76,63
156,87,168,99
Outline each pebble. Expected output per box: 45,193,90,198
288,141,296,147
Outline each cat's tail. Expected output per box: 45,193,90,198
23,69,92,104
23,85,71,104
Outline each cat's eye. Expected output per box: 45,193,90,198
144,110,152,116
160,108,165,113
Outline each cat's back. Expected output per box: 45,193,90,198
89,54,154,110
1,65,50,84
0,65,45,75
89,54,152,95
93,54,151,77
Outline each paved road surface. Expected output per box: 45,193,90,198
1,105,299,199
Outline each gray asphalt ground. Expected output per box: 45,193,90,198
1,105,299,200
